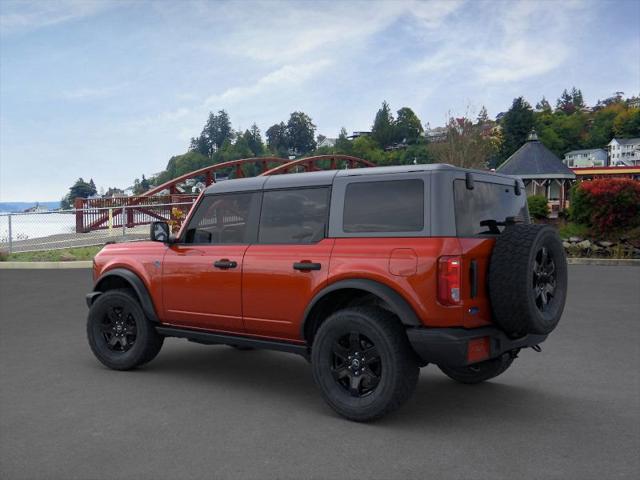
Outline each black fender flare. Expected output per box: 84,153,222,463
301,279,422,339
90,268,159,323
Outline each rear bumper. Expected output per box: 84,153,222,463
406,326,547,367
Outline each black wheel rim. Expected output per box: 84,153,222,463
330,332,381,397
99,304,137,352
532,246,556,312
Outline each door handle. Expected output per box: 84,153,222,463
214,259,238,269
293,261,321,271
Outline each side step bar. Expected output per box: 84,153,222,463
156,326,310,359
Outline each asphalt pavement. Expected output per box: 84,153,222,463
1,266,639,480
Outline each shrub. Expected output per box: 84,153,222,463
570,179,640,235
527,195,550,220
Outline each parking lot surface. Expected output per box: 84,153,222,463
1,266,639,480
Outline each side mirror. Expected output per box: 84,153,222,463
150,221,170,242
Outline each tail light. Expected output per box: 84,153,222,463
438,256,461,306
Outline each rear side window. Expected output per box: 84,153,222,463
343,179,424,233
183,192,259,244
259,188,329,244
454,180,529,236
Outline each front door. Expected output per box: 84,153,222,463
162,191,260,332
242,187,333,340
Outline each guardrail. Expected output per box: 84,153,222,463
0,201,195,254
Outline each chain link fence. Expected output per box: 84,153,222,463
0,202,194,253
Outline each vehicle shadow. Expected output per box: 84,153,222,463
133,342,575,429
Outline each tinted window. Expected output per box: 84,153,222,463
343,180,424,233
454,180,529,236
259,188,329,244
183,192,259,244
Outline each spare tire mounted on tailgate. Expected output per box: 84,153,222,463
489,224,567,337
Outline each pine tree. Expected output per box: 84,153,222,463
498,97,535,163
536,97,552,112
371,101,395,148
477,106,489,124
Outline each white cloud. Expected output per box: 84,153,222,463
0,0,116,35
205,60,333,105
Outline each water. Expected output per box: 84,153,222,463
0,212,76,243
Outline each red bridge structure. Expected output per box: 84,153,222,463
75,155,375,233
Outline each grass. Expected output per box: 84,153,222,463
558,222,589,239
0,245,103,262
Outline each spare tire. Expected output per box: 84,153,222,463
489,224,567,337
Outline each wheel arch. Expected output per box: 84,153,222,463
301,279,421,343
91,268,159,323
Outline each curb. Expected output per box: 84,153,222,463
567,258,640,266
0,261,92,269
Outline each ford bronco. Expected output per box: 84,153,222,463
86,164,567,421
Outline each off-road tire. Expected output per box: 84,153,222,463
311,307,419,422
489,224,567,337
438,354,514,384
87,289,164,370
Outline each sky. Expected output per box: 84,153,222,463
1,0,639,202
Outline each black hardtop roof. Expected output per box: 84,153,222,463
203,163,517,195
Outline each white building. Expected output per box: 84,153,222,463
608,138,640,166
563,148,608,168
317,137,337,148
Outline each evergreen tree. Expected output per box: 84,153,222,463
266,122,289,155
286,111,316,154
556,89,576,114
395,107,424,144
243,123,264,156
335,127,352,153
371,101,395,148
536,97,552,113
477,106,490,124
200,110,233,155
499,97,535,163
571,87,585,110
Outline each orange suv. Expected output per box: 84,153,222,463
86,164,567,421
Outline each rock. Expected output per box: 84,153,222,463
562,241,572,249
577,240,592,249
597,241,614,248
569,236,582,243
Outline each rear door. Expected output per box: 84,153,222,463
162,192,260,332
242,187,333,340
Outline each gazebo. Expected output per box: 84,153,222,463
497,130,576,216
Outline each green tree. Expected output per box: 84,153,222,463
243,123,264,156
286,111,317,155
499,97,535,163
571,87,585,110
527,195,550,220
556,89,575,114
62,178,98,208
536,96,552,113
613,109,640,137
477,106,490,124
266,122,289,156
335,127,352,154
199,110,233,155
371,101,395,148
395,107,424,144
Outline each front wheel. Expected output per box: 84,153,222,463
87,289,164,370
438,354,514,384
311,307,419,422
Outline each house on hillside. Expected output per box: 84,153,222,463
563,148,608,168
608,138,640,166
347,131,371,140
497,130,576,217
317,137,337,148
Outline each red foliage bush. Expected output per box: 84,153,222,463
570,178,640,234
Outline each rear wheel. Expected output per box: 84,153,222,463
87,289,164,370
311,307,419,422
438,354,514,384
